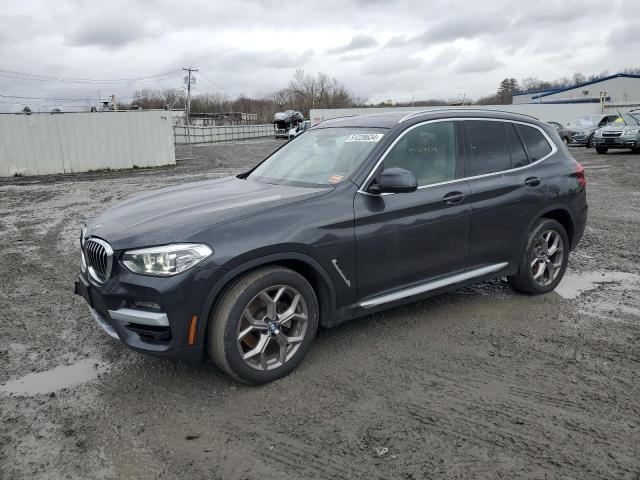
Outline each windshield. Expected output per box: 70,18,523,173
608,114,640,126
248,127,386,187
569,115,601,127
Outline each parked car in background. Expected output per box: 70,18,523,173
274,110,304,139
565,114,620,147
547,121,573,146
593,114,640,154
287,120,311,140
75,109,587,384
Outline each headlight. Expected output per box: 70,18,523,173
594,129,602,137
122,243,213,276
623,129,640,136
576,129,590,136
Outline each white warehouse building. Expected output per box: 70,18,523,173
512,73,640,106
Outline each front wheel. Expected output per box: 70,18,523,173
595,146,608,154
208,266,319,384
507,218,569,295
586,134,594,148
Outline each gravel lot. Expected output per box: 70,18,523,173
1,140,639,479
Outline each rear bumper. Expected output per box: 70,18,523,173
74,267,226,363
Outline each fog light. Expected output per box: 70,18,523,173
133,301,161,311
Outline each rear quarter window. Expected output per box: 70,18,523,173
516,124,552,162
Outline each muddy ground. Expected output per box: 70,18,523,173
1,140,639,479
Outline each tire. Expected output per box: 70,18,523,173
631,147,640,154
208,266,319,384
586,134,594,148
595,146,608,154
507,218,569,295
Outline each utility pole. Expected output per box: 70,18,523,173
183,66,198,158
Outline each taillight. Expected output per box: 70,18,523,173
575,163,586,187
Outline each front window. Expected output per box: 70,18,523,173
248,128,386,187
384,121,457,186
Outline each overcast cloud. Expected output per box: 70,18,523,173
0,0,635,111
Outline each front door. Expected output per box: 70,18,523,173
354,120,471,301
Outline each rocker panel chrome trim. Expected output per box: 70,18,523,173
358,262,509,309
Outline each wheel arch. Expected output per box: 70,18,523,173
527,205,576,250
198,252,337,353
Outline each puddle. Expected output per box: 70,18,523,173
0,359,109,396
555,271,640,299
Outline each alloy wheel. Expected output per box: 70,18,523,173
236,285,308,371
530,229,564,287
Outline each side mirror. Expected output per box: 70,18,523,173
369,167,418,194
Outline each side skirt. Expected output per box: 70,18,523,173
357,262,509,309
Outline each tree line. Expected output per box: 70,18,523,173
119,69,362,122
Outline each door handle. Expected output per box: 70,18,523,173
524,176,541,187
443,191,465,204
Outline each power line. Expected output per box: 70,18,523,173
0,68,182,85
197,72,227,95
0,93,136,101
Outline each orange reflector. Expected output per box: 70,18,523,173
188,315,198,346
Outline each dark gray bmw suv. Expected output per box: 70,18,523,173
75,109,588,384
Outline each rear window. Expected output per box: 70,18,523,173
465,121,511,176
516,125,552,161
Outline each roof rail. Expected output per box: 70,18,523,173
313,114,359,126
398,108,540,123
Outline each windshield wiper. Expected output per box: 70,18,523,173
617,109,628,125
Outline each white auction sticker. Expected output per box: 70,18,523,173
345,133,384,143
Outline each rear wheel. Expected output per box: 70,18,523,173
508,218,569,295
595,146,608,154
208,266,318,384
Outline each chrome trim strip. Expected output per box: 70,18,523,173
357,262,509,309
357,117,558,196
84,237,114,285
108,308,170,327
331,259,351,287
89,308,119,339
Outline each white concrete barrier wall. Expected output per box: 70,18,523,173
310,104,602,128
0,111,176,177
173,124,275,144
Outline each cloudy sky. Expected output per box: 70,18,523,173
0,0,636,111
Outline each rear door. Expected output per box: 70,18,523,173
463,120,552,267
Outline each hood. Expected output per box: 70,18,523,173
85,177,329,250
567,125,597,133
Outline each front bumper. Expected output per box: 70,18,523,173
74,266,225,363
594,137,638,149
568,134,590,146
